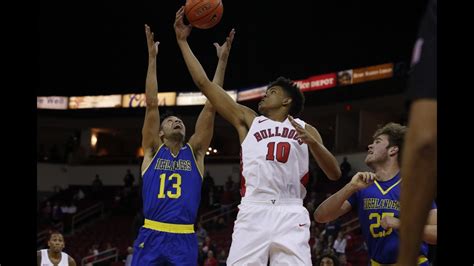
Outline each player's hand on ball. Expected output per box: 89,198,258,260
174,6,193,41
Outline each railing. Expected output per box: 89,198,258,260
341,216,360,233
81,248,118,266
37,222,64,248
71,202,104,234
200,201,240,225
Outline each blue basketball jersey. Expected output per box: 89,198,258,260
141,143,203,225
348,172,436,264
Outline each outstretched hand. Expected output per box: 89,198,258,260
145,24,160,58
214,28,235,60
288,115,317,145
174,6,193,41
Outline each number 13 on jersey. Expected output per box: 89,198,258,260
157,173,182,199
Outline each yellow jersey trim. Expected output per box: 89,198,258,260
141,144,164,176
374,179,401,195
143,219,194,234
187,143,204,180
370,255,428,266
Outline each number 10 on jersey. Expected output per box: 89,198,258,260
266,142,291,163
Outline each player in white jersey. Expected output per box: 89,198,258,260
37,231,76,266
174,7,341,265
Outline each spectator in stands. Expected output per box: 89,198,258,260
306,201,316,215
65,134,76,163
317,253,340,266
124,246,133,266
92,174,103,189
92,174,103,199
68,201,77,214
202,171,216,207
204,250,218,266
196,222,208,245
203,236,218,256
84,247,97,266
131,209,144,240
51,201,63,223
104,242,113,251
217,249,227,266
220,184,234,221
225,175,235,192
338,254,352,266
215,217,226,230
60,201,69,214
92,244,99,256
312,234,324,262
41,201,52,224
333,231,347,257
323,220,340,239
323,235,336,255
73,188,85,202
340,157,352,180
98,242,116,264
123,169,135,196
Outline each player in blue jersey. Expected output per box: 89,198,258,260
314,123,437,265
131,24,234,266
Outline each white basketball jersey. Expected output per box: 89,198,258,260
240,115,309,200
40,249,69,266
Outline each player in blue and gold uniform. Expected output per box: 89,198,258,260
314,123,437,265
131,24,234,266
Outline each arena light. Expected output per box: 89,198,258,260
91,133,98,148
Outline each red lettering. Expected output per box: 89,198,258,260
267,129,275,137
254,132,262,142
288,129,296,139
275,127,281,136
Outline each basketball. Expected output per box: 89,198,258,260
184,0,223,29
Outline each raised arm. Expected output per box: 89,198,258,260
288,116,341,180
141,25,162,171
314,172,375,223
188,31,236,172
174,7,256,141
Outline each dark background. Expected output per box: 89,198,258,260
40,0,429,97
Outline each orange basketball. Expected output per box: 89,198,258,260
184,0,223,29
